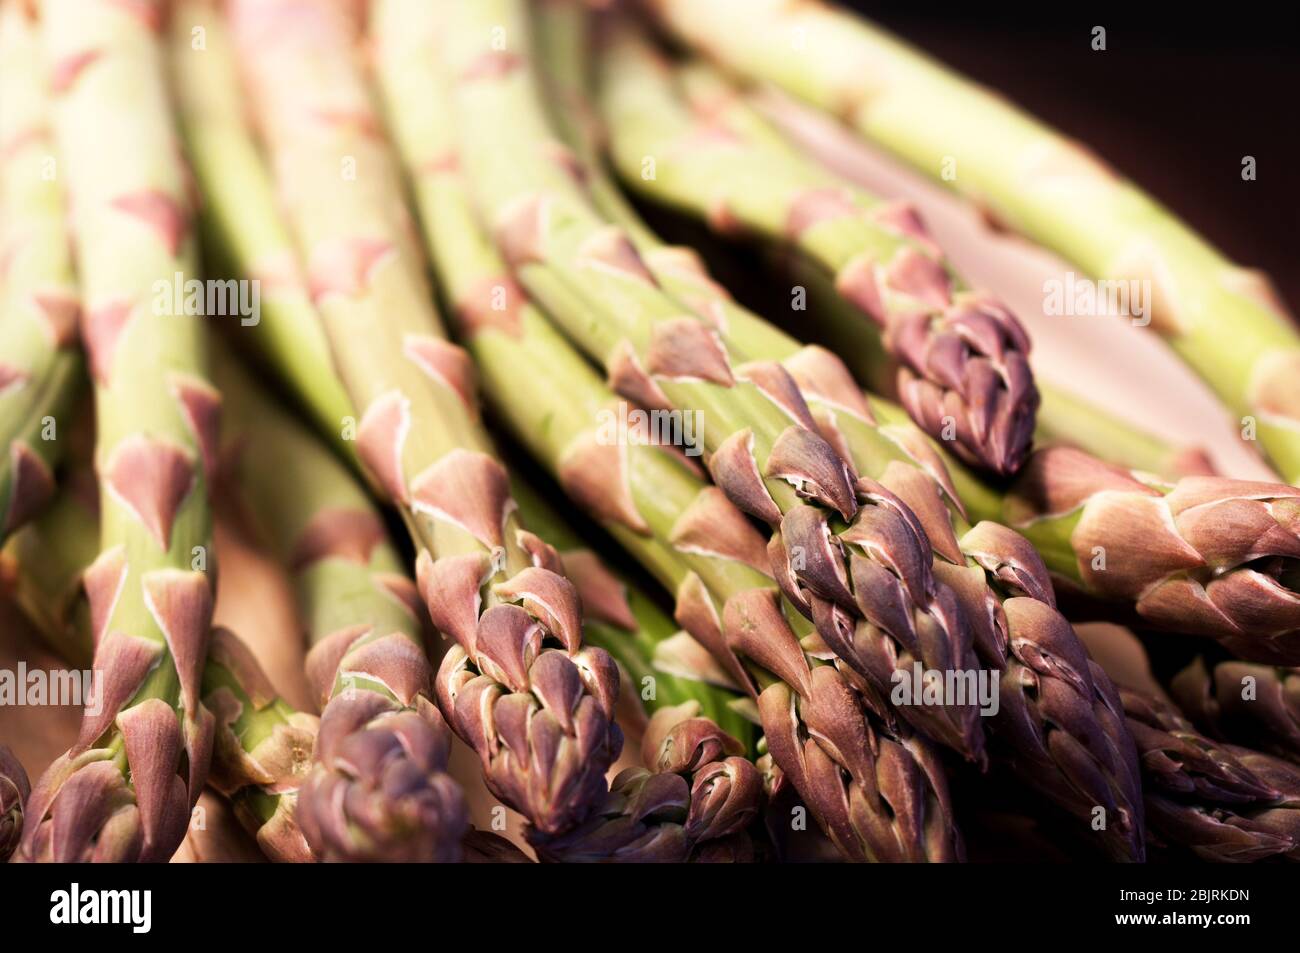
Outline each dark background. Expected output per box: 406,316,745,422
842,3,1299,312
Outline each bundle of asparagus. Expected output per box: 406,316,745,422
583,16,1144,859
442,0,990,769
378,0,963,862
224,0,624,848
0,0,1295,867
597,31,1038,477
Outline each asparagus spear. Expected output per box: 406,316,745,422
597,31,1038,477
371,0,960,863
1077,623,1299,861
777,243,1218,481
18,0,220,863
441,0,986,764
0,744,28,862
542,3,1145,860
0,1,85,543
997,447,1300,665
226,0,620,842
198,627,318,862
213,350,469,862
2,467,100,667
647,0,1300,485
1171,659,1300,765
166,0,354,455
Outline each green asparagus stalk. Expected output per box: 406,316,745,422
597,32,1038,477
226,0,620,842
1171,659,1300,766
997,447,1300,665
372,0,960,863
441,0,987,764
1032,383,1215,479
1077,623,1300,861
0,744,28,862
214,350,469,862
647,0,1300,485
545,3,1145,860
0,2,85,543
1,482,101,674
4,470,319,862
18,0,219,863
166,0,354,456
